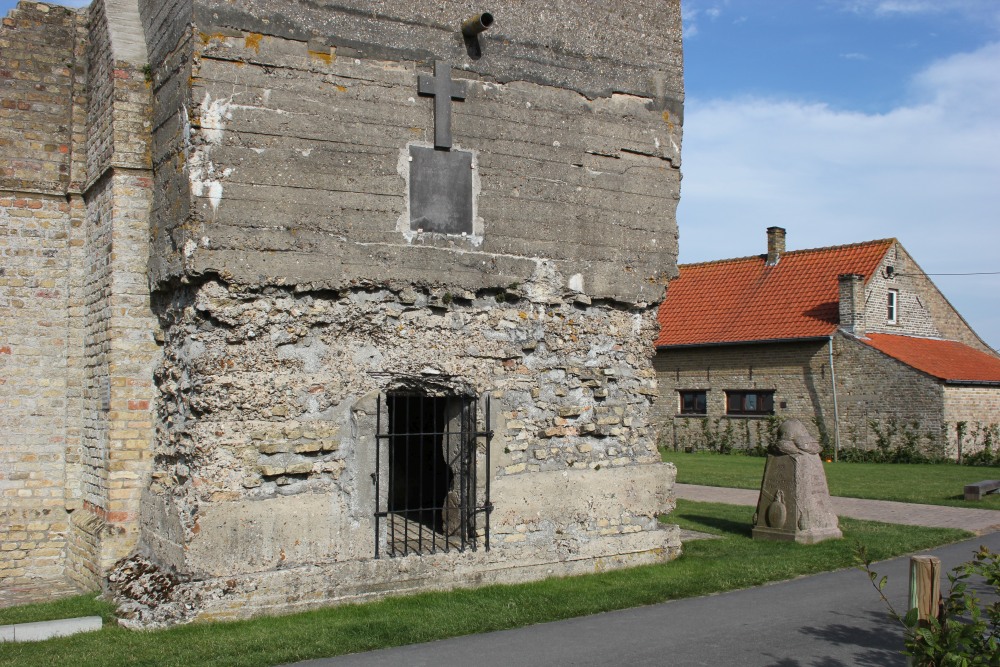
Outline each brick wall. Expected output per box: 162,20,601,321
0,1,83,591
1,0,156,592
67,0,156,587
653,339,833,451
943,385,1000,459
863,243,940,339
653,333,950,457
834,333,946,454
0,2,78,195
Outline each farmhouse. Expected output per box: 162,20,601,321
1,0,684,623
653,227,1000,459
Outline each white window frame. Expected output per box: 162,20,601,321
887,289,898,325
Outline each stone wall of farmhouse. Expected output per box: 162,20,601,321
855,242,991,350
653,335,971,458
653,340,835,452
833,334,947,454
863,244,939,339
860,243,991,352
942,385,1000,460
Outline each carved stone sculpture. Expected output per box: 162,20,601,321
752,419,842,544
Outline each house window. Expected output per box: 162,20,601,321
679,390,707,415
887,289,898,324
726,391,774,416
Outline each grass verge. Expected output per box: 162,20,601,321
663,450,1000,509
0,500,972,667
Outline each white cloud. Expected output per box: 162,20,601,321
838,0,1000,26
677,41,1000,350
682,2,728,39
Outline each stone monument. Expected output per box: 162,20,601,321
752,419,842,544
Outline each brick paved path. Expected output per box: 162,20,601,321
676,483,1000,535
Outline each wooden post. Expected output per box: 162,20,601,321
909,555,941,623
907,556,941,667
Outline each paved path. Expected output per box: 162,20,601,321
291,533,1000,667
676,483,1000,535
287,487,1000,666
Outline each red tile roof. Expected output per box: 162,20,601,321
656,239,894,347
863,333,1000,384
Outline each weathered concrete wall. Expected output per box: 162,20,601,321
141,0,682,303
107,0,684,624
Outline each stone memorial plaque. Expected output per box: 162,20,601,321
409,146,473,235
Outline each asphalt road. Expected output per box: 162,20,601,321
289,532,1000,667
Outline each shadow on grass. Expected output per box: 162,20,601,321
674,512,752,538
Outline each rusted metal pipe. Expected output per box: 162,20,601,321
462,12,494,37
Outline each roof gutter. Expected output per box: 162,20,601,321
657,335,833,351
943,380,1000,387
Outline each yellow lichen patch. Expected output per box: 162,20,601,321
335,84,347,93
244,32,263,52
199,32,233,46
309,49,334,65
662,110,675,131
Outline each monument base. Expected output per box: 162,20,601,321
751,525,844,545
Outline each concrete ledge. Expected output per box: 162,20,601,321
0,616,102,643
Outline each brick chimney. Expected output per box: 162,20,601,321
838,273,866,335
766,226,786,266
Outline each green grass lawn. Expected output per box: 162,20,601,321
662,450,1000,509
0,500,972,667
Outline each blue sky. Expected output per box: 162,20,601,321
681,0,1000,351
4,1,1000,350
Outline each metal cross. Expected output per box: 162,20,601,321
418,61,467,150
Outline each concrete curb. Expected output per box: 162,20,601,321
0,616,102,643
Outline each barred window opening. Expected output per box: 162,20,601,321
375,393,491,557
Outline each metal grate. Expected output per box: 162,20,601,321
374,393,492,557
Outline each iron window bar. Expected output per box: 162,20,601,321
374,393,492,558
